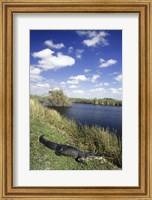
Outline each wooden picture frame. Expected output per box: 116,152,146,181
0,0,152,199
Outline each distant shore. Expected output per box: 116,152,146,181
31,95,122,107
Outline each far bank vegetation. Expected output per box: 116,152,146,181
32,89,122,107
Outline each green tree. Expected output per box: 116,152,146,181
93,98,98,105
48,89,72,107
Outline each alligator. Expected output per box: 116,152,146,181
39,135,96,164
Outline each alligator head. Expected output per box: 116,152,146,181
85,152,96,158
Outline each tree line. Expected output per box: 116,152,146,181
31,89,122,107
70,97,122,106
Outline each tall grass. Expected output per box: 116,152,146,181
71,125,122,167
30,98,122,169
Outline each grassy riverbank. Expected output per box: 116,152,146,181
30,98,122,170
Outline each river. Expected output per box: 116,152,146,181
51,103,122,136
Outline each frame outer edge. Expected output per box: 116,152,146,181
6,2,148,198
1,0,152,199
150,0,152,199
0,0,151,4
0,1,3,199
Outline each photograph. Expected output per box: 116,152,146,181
30,30,122,170
1,0,151,198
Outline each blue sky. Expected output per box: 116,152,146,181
30,30,122,100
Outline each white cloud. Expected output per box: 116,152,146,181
30,81,50,95
73,90,84,94
77,31,108,48
76,31,109,47
60,81,66,85
90,87,105,92
110,72,119,76
109,87,122,94
96,82,110,87
68,46,74,53
76,31,95,37
30,66,41,75
104,82,110,86
99,58,117,68
32,48,54,58
44,40,65,49
99,58,105,63
75,49,84,59
115,74,122,82
32,48,75,71
72,75,88,81
91,74,100,83
84,68,91,73
69,85,79,89
96,83,103,87
49,87,60,92
67,75,88,85
30,74,44,82
30,65,44,82
67,80,78,85
36,83,50,88
68,47,84,59
30,78,60,96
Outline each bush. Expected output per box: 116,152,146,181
48,89,72,107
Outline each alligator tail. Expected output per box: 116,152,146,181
39,135,45,143
39,135,58,150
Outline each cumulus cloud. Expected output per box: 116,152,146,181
89,87,105,92
30,65,44,82
30,74,44,82
60,81,66,85
68,47,84,59
91,74,100,83
32,48,75,71
76,31,109,47
30,66,41,75
73,90,84,94
30,81,50,95
96,82,110,87
68,46,74,53
67,75,88,85
96,83,103,87
49,87,60,92
69,85,79,89
110,72,119,76
99,58,105,63
36,83,50,88
32,48,54,58
109,87,122,94
67,80,78,85
84,68,91,73
114,74,122,82
44,40,65,49
75,49,84,59
104,82,110,86
76,31,97,38
99,58,117,68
